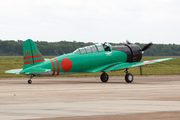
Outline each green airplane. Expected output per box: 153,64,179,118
5,39,172,84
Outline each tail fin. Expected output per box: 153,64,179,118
23,39,45,69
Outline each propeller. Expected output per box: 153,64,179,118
141,42,153,51
126,40,131,44
125,40,152,53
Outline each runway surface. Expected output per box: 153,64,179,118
0,75,180,120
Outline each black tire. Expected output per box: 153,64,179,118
125,73,133,83
100,73,109,82
28,80,32,84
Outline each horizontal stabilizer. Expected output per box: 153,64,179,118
5,69,23,74
23,67,52,74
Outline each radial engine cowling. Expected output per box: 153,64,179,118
112,44,142,62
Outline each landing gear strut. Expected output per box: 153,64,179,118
124,69,133,83
28,75,34,84
100,72,109,83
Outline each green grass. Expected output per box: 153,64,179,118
0,56,180,78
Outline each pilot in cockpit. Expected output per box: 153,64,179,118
103,42,111,51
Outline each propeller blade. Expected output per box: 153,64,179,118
126,40,131,44
141,43,152,51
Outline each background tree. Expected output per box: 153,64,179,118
0,40,180,56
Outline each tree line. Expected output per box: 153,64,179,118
0,40,180,56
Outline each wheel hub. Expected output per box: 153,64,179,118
128,75,133,81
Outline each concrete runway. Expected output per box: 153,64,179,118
0,75,180,120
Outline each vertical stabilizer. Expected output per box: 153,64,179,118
23,39,45,69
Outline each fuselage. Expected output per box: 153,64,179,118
24,43,143,76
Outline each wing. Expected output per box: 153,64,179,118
102,58,173,72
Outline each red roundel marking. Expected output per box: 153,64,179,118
61,58,72,72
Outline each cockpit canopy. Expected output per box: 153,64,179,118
73,43,112,54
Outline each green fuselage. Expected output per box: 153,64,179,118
31,50,127,76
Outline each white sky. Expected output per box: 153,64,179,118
0,0,180,44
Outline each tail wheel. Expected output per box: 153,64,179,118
27,75,34,84
125,73,133,83
100,73,109,82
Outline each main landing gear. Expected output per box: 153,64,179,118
28,75,34,84
100,72,109,82
100,69,134,83
124,69,134,83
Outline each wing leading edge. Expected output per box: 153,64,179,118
103,58,173,72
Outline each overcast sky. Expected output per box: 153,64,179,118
0,0,180,44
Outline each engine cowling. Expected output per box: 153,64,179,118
112,44,142,62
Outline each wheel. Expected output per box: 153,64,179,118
125,73,133,83
28,80,32,84
100,73,109,82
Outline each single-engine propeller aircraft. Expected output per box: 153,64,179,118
5,39,172,84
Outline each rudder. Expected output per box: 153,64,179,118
23,39,45,69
